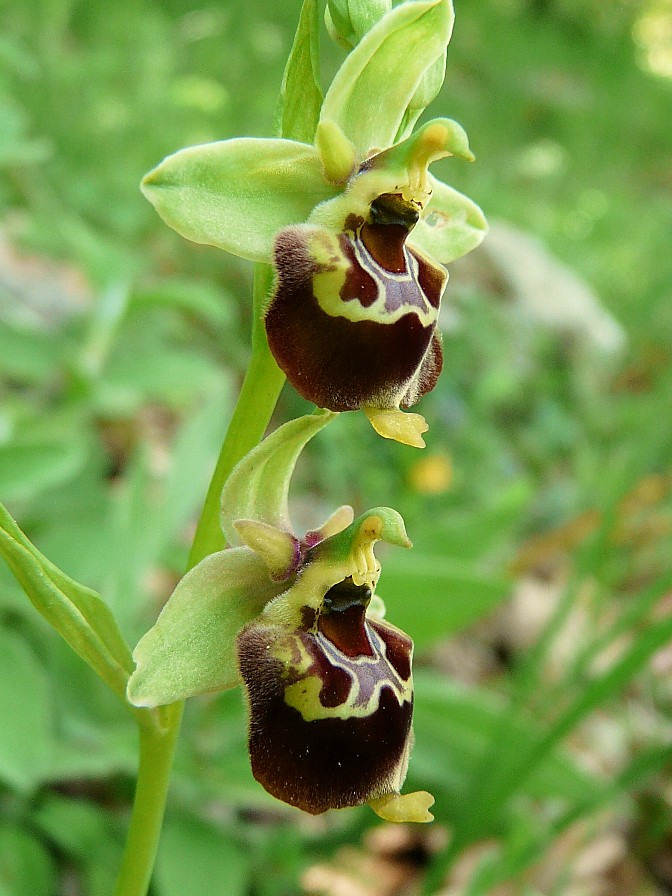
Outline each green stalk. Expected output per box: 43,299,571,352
114,263,285,896
188,265,285,567
113,704,183,896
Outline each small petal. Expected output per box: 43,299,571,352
315,119,356,184
303,504,355,547
141,138,337,262
233,520,300,581
127,548,285,706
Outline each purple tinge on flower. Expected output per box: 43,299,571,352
265,191,446,413
237,577,414,814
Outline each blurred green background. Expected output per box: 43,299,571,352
1,0,671,893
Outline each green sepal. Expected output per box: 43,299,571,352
141,139,337,262
220,410,336,546
320,0,454,156
275,0,323,143
409,175,488,264
127,548,287,707
0,503,132,701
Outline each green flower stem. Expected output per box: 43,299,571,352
188,263,286,567
115,263,284,896
113,702,183,896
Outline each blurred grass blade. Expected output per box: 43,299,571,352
0,503,133,700
546,572,672,705
537,611,672,750
380,554,511,649
445,608,672,859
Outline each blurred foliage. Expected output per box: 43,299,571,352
1,0,671,894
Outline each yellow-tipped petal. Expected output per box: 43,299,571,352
233,519,298,580
369,790,435,823
364,407,428,448
316,119,357,184
313,504,355,540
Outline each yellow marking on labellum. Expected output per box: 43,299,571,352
282,622,413,722
310,229,439,329
272,630,314,675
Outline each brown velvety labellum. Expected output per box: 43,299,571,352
266,231,444,411
237,581,414,814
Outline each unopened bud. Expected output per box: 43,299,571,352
325,0,392,49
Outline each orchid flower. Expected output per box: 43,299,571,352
127,412,433,822
141,0,486,447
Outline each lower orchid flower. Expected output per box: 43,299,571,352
127,413,434,822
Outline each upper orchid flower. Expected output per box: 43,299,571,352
127,412,434,822
141,0,487,445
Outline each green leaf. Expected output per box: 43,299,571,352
0,630,54,791
411,674,606,822
275,0,322,143
0,439,87,503
141,139,337,262
0,322,63,383
0,503,133,700
411,175,489,264
33,794,120,879
155,815,249,896
133,279,236,328
127,548,287,707
378,553,510,650
220,410,336,546
320,0,453,156
0,823,55,896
